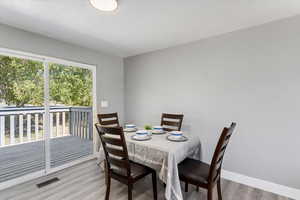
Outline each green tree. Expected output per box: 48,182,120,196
0,55,44,107
49,63,92,106
0,56,92,107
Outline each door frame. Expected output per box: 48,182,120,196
0,47,98,190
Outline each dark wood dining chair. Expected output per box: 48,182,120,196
97,112,120,127
95,124,157,200
160,113,184,131
178,122,236,200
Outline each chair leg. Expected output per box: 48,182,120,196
207,187,213,200
217,179,222,200
128,184,133,200
105,175,111,200
104,162,108,185
185,182,188,192
152,172,158,200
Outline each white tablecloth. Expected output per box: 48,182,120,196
124,132,201,200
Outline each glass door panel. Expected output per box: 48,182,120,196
0,55,45,182
49,63,93,168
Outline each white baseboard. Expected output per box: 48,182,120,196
0,171,45,191
222,170,300,200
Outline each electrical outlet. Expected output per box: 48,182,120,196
101,100,109,108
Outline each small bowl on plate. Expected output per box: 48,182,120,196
135,130,149,138
131,130,151,141
124,124,137,132
169,131,183,139
152,126,164,134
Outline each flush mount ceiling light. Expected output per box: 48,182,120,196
90,0,118,12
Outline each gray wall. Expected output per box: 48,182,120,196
0,23,124,122
124,16,300,189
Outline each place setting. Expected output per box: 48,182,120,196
131,130,152,141
151,126,167,135
166,131,188,142
123,124,138,132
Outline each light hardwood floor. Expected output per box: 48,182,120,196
0,159,292,200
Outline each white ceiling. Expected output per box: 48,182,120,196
0,0,300,57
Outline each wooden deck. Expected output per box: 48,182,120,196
0,136,93,183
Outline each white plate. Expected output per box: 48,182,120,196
124,128,137,132
151,130,167,135
167,135,188,142
169,131,183,135
131,135,152,141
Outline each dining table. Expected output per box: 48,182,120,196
124,130,201,200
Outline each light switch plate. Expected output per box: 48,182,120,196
100,100,109,108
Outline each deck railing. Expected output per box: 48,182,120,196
0,106,93,147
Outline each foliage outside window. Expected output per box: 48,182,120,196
0,55,92,107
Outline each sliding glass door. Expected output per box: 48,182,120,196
0,49,96,187
48,62,94,169
0,55,46,183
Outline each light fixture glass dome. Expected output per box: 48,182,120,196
90,0,118,12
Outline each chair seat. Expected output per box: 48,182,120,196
112,161,152,180
178,158,210,186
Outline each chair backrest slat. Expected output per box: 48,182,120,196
163,127,177,132
163,120,180,127
98,112,120,127
100,119,119,126
95,124,131,176
102,136,123,146
99,113,119,118
215,147,226,162
161,113,184,131
98,126,122,135
106,146,127,158
208,122,236,184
